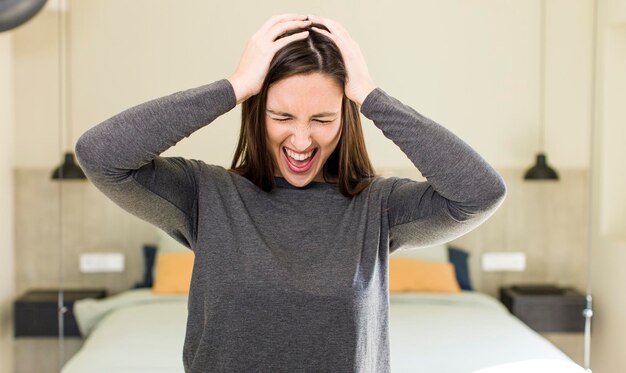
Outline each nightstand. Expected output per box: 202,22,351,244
499,284,586,366
499,284,586,332
14,288,108,337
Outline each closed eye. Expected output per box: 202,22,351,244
274,118,333,124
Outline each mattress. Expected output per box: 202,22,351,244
388,291,585,372
61,289,585,372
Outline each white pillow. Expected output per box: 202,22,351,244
391,243,449,263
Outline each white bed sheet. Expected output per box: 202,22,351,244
62,289,586,372
388,291,585,372
63,298,188,373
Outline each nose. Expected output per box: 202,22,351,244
289,123,313,151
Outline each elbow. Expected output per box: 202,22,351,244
489,173,507,206
477,173,507,214
478,174,507,217
74,134,99,182
495,175,507,203
74,133,93,171
447,175,507,222
74,134,85,157
74,131,107,177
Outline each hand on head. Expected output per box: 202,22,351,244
228,14,311,105
306,15,376,106
227,13,376,106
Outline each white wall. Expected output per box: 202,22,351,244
589,0,626,371
0,32,15,373
598,24,626,239
12,0,593,172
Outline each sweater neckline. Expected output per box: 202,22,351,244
274,176,337,190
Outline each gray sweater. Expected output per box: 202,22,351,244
75,78,506,372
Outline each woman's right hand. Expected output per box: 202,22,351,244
227,14,311,105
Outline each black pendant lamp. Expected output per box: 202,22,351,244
524,153,558,179
524,0,559,181
51,0,85,181
51,152,85,179
0,0,48,32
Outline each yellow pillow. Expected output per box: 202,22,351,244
389,258,461,293
152,251,195,295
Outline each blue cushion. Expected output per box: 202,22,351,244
447,246,473,290
133,244,157,289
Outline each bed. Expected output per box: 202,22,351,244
387,291,584,372
60,287,585,373
62,239,585,372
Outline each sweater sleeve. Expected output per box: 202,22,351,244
359,87,507,254
74,78,237,251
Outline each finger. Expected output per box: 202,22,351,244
307,14,343,35
273,30,309,49
261,14,308,32
268,19,312,41
307,14,334,25
310,26,337,41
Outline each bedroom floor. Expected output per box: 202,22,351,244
13,337,83,373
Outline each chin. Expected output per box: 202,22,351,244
281,168,318,187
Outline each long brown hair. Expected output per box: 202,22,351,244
229,22,378,198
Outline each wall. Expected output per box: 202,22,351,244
0,32,15,373
13,0,593,170
589,0,626,371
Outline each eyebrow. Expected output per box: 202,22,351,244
266,109,339,118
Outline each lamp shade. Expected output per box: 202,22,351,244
51,152,86,180
524,153,559,180
0,0,48,32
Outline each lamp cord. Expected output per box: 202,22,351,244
539,0,546,152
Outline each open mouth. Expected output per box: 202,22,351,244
282,147,319,173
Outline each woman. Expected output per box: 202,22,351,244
75,13,507,373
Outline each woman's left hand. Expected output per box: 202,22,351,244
307,14,377,107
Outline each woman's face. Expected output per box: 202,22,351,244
265,72,343,188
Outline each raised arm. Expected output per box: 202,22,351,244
74,79,237,250
306,14,507,253
75,14,314,251
360,88,507,253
